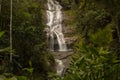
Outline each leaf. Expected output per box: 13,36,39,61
23,68,34,75
29,61,32,67
17,76,27,80
0,47,10,52
0,75,6,80
75,55,86,66
7,77,17,80
0,31,5,38
99,47,110,55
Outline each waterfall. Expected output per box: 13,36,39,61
46,0,67,51
55,59,65,76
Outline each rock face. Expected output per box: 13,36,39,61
62,10,77,49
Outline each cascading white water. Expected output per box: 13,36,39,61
55,59,65,76
46,0,67,51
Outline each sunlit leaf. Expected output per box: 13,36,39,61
17,76,27,80
0,31,5,38
7,77,17,80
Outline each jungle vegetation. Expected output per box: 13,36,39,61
0,0,120,80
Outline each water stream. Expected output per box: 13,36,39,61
46,0,67,51
55,59,65,76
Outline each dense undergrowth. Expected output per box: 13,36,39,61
0,0,54,80
50,26,120,80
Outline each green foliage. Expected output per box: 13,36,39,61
23,61,34,76
0,31,5,38
89,24,113,47
62,2,120,80
0,74,27,80
17,76,27,80
0,47,10,52
68,46,119,80
48,73,63,80
0,31,9,52
7,77,17,80
0,75,6,80
76,9,111,38
0,0,54,80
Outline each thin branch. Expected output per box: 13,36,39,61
10,0,13,63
